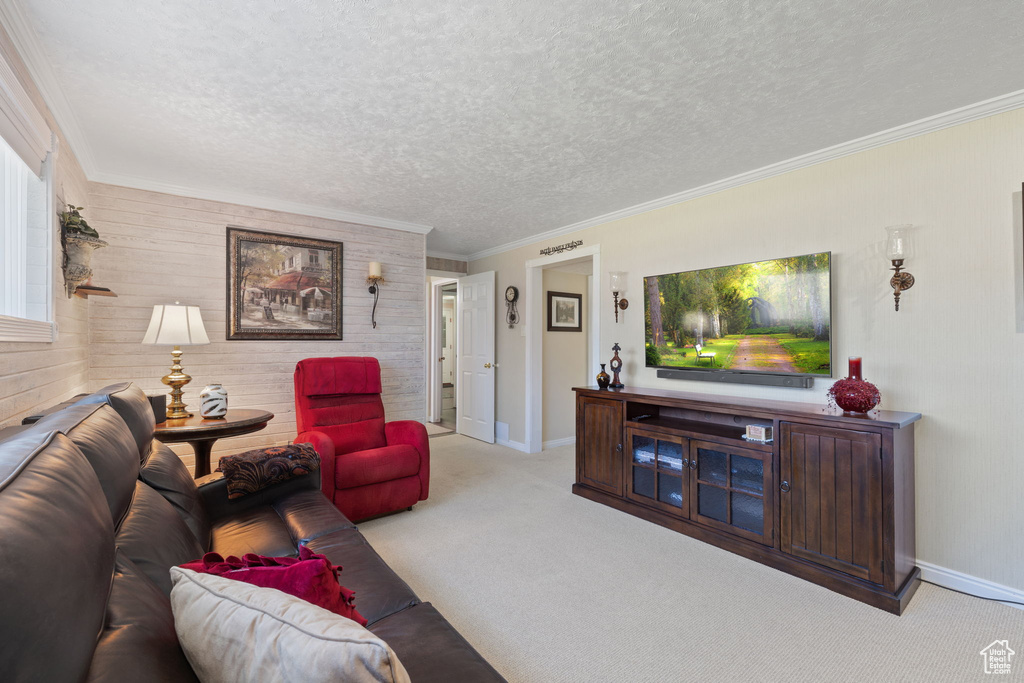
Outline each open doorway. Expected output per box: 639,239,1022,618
439,283,457,430
524,245,601,453
542,260,592,449
427,276,458,436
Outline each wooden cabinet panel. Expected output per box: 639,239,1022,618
573,387,918,613
577,397,623,495
624,427,689,514
781,423,883,584
689,440,774,546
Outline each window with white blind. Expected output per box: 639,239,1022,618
0,47,55,342
1,135,45,312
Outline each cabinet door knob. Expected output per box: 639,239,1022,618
682,458,689,468
689,459,697,469
780,480,791,493
616,443,622,452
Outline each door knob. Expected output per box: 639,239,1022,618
780,481,791,493
438,357,445,362
689,459,697,469
484,363,492,368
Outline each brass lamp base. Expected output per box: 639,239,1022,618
163,345,193,419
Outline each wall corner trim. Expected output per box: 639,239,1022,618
495,437,529,453
918,560,1024,611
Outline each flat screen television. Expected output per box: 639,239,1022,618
644,252,831,382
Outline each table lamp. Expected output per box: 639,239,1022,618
142,303,210,419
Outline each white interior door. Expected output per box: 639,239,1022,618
457,271,495,443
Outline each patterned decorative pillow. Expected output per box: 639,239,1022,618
217,443,320,499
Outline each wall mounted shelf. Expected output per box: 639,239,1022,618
73,286,117,299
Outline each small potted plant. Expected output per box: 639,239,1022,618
59,204,107,296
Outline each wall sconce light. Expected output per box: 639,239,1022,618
367,261,384,328
609,271,629,323
886,225,915,312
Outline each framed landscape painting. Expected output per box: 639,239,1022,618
226,227,343,340
547,291,582,332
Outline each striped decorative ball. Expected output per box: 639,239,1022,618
199,383,228,418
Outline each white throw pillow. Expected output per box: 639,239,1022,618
169,567,410,683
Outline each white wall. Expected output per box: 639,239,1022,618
0,24,90,426
471,107,1024,592
85,182,426,471
542,269,588,444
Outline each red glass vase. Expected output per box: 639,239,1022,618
828,357,880,414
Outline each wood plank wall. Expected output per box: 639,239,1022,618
426,256,467,273
86,183,426,472
0,24,91,426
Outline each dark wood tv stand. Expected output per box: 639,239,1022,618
573,385,921,614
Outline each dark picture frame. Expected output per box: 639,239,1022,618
547,291,582,332
226,227,343,340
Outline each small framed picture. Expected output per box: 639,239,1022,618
547,291,582,332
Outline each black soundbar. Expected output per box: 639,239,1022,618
656,367,816,388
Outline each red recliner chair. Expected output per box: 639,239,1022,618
293,357,429,521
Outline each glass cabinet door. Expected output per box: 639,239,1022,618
689,440,774,545
625,428,688,514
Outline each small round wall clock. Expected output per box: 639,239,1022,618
505,286,520,328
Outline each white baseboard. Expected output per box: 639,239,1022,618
494,437,529,452
918,560,1024,611
542,436,576,450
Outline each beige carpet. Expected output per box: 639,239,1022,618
424,421,454,436
359,435,1024,682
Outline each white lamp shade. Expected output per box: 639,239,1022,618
142,305,210,345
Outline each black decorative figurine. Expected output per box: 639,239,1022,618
609,343,624,389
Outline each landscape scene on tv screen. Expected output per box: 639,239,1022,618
644,252,831,376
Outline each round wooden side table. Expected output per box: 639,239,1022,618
154,409,274,478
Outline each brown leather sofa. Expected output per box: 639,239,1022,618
0,383,505,682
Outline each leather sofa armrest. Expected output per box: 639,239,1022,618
296,430,336,502
197,469,322,522
385,420,430,500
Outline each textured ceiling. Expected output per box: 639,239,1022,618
17,0,1024,256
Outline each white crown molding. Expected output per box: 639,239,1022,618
0,0,98,177
92,170,433,234
426,250,469,261
0,0,431,236
467,88,1024,262
6,0,1024,250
